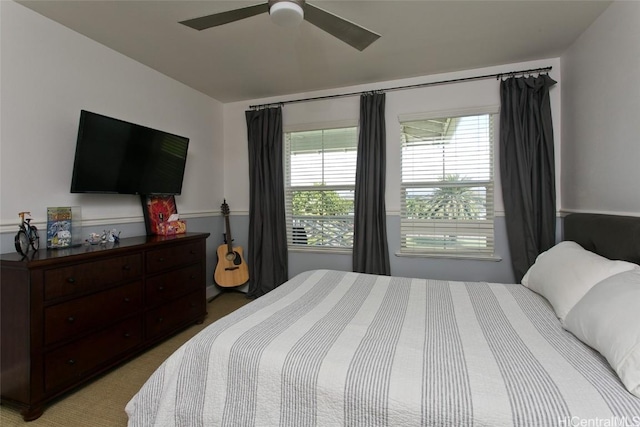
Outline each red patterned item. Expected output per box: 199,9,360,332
144,196,178,235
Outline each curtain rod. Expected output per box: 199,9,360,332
249,66,552,110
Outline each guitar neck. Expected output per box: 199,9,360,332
224,214,233,254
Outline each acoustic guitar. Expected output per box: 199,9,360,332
214,200,249,287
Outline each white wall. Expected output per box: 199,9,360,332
561,0,640,216
224,58,562,283
0,1,225,232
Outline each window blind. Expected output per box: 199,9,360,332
285,126,358,250
400,113,495,256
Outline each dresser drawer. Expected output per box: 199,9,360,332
44,316,142,392
145,264,202,306
44,281,143,346
44,254,142,300
145,241,203,274
145,290,205,340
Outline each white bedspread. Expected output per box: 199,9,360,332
126,269,640,426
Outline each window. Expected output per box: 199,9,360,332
285,125,358,250
400,110,496,257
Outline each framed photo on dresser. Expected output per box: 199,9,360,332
141,195,178,235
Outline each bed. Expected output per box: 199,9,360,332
126,214,640,426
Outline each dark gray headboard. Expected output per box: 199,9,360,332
564,213,640,265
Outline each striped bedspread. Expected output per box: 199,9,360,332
126,269,640,426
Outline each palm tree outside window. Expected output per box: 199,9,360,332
399,110,496,256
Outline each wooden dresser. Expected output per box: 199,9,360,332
0,232,210,421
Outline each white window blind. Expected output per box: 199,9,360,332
400,113,495,256
285,126,357,250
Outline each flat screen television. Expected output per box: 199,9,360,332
70,110,189,195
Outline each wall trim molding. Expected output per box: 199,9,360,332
560,208,640,218
20,209,625,233
0,210,221,234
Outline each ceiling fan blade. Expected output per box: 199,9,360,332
303,3,380,51
180,3,269,30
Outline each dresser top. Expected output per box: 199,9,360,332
1,232,210,266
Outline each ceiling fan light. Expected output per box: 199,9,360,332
270,2,304,27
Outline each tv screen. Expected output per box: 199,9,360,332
70,110,189,195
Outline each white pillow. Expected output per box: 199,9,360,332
564,269,640,398
521,241,638,322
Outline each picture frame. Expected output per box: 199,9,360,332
141,195,178,235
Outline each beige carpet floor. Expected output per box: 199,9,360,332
1,291,250,426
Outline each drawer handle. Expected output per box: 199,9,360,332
190,275,196,280
67,316,75,323
158,286,165,291
122,265,131,271
67,359,76,366
190,250,196,255
157,317,164,323
67,277,76,284
158,257,165,263
123,297,131,303
124,332,131,338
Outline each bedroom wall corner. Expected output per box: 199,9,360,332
560,0,640,217
0,1,226,231
0,1,227,293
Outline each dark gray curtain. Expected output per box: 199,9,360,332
245,107,288,298
500,75,557,282
353,93,390,275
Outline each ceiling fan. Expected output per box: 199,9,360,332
179,0,380,51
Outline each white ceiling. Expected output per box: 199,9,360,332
17,0,611,103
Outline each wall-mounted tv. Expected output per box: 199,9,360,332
70,110,189,195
